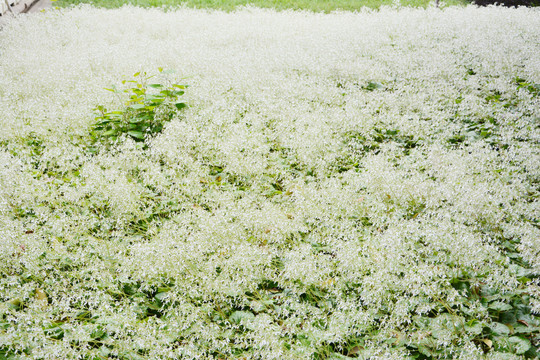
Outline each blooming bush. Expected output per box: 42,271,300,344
0,5,539,359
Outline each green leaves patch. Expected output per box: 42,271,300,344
89,70,188,150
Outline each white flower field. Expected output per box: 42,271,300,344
0,5,539,359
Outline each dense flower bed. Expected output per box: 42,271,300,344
0,5,539,359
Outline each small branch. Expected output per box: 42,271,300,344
4,0,14,13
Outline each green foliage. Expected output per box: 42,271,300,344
55,0,469,12
447,75,540,149
335,127,421,173
89,70,187,151
395,233,540,359
516,77,540,97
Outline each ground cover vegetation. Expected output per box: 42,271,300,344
0,4,539,360
54,0,471,12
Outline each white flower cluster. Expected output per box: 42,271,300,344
0,4,539,359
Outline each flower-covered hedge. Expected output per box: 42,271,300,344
0,5,539,359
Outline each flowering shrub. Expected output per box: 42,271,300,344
0,5,539,359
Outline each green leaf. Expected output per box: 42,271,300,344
514,324,540,334
489,302,513,312
102,129,118,137
91,326,106,340
147,301,161,311
418,340,438,357
105,113,122,119
131,88,145,96
155,292,169,301
44,325,64,340
508,336,531,354
490,322,510,336
499,311,517,325
95,119,115,125
6,298,22,310
175,102,187,110
75,311,91,320
229,311,255,325
127,131,145,140
465,320,484,335
148,84,163,88
129,104,145,110
364,81,384,91
99,346,111,357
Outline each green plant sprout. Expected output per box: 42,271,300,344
90,69,187,151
